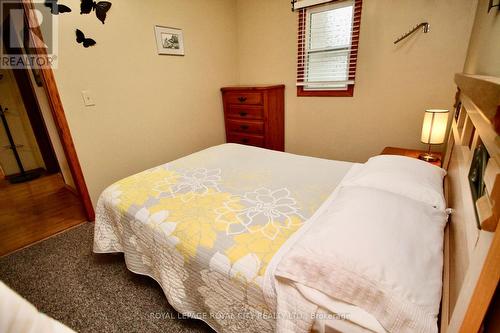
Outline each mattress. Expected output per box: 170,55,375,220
93,143,356,333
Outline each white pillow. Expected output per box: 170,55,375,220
276,186,448,332
323,186,446,316
343,155,446,210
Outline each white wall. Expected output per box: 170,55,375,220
464,0,500,76
235,0,477,162
50,0,239,204
46,0,479,205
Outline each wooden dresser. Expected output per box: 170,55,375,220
221,85,285,151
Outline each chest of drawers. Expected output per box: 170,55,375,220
221,85,285,151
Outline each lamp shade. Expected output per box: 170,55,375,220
421,109,449,145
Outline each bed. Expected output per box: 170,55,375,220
94,74,499,333
93,143,442,333
94,143,359,332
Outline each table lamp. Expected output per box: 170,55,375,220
419,109,449,162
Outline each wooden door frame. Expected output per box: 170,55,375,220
18,0,94,220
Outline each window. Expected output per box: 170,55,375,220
296,0,362,97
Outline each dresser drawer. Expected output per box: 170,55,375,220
227,133,264,147
227,119,264,135
225,92,263,105
226,105,264,120
221,85,284,152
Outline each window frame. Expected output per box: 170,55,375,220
297,0,362,97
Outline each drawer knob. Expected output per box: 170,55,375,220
239,112,248,117
238,96,247,103
241,138,249,144
240,125,249,130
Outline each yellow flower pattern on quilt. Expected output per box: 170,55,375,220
94,144,349,333
226,219,303,276
148,190,240,260
114,167,178,211
110,165,308,278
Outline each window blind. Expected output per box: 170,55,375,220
292,0,333,11
296,0,362,89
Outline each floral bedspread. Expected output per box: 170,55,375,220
93,144,353,332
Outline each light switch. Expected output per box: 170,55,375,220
81,90,95,106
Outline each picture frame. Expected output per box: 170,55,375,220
154,25,185,56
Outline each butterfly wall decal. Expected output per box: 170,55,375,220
80,0,112,24
76,29,96,48
44,0,72,14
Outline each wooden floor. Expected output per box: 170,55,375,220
0,173,87,257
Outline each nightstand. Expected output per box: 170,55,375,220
381,147,443,167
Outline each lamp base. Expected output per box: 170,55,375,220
418,152,439,162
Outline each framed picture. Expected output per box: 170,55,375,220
154,26,185,56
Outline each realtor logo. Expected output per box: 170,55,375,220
0,0,58,69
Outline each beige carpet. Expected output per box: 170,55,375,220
0,222,213,333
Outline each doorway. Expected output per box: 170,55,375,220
0,66,87,256
0,0,94,256
0,67,58,180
